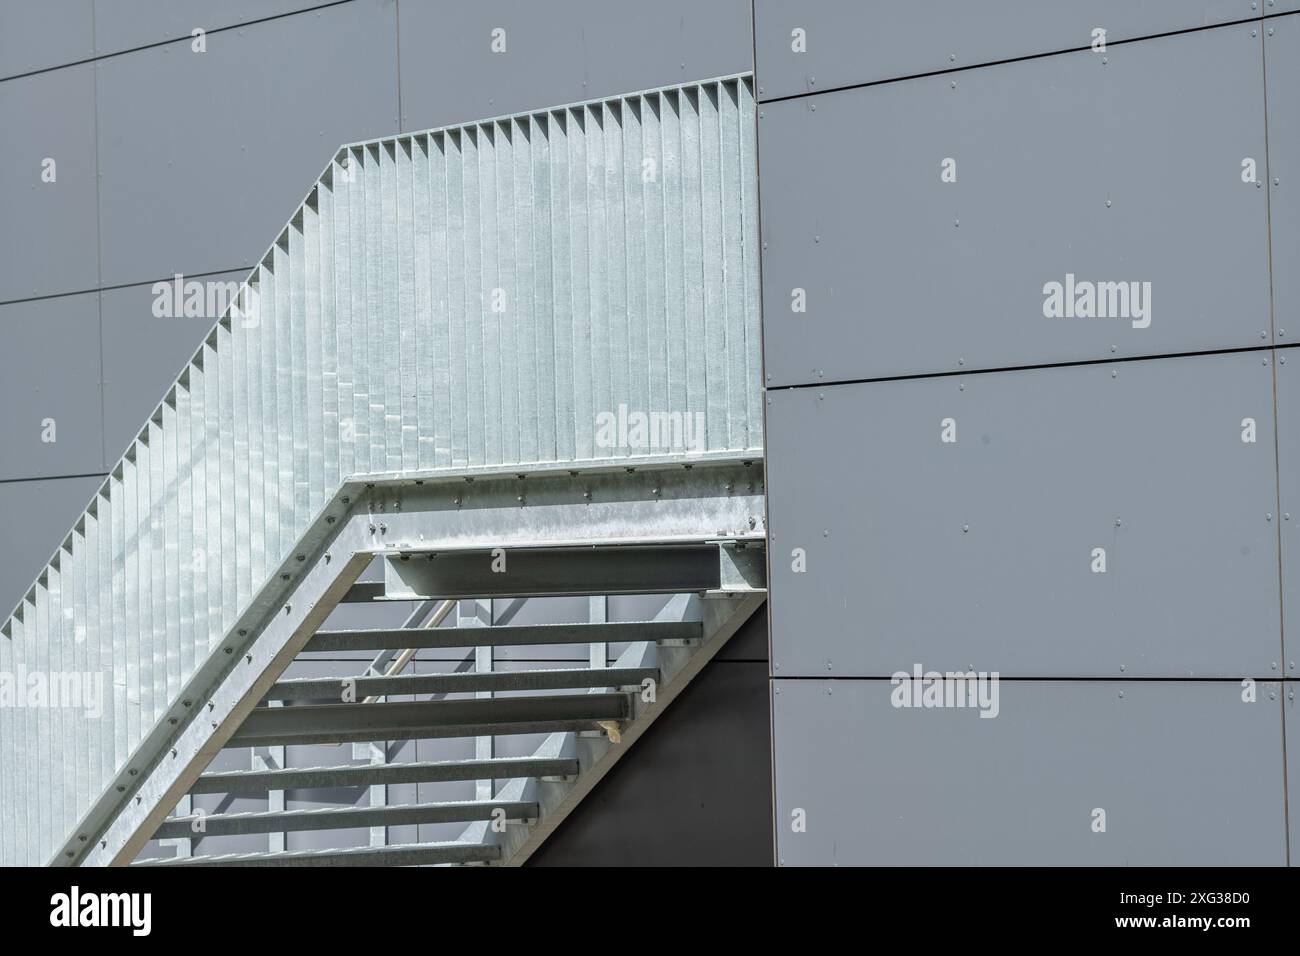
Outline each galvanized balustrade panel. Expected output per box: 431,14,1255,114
0,75,761,866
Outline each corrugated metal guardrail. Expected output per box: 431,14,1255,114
0,74,761,865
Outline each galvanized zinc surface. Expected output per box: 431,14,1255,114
0,74,762,865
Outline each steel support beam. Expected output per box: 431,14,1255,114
140,841,501,868
155,800,538,839
306,620,700,653
267,667,660,701
385,546,723,599
190,757,580,795
228,695,631,748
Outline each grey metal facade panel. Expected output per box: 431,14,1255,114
0,475,103,622
766,352,1280,679
759,24,1269,387
1276,353,1299,679
0,0,94,79
94,0,399,287
396,0,753,133
1267,16,1300,340
0,64,100,301
771,678,1286,866
91,0,344,57
753,0,1259,99
0,295,104,481
1290,689,1299,861
99,273,243,467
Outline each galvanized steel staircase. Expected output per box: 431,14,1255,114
0,75,763,866
139,543,764,866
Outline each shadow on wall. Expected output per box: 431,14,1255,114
528,606,773,867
